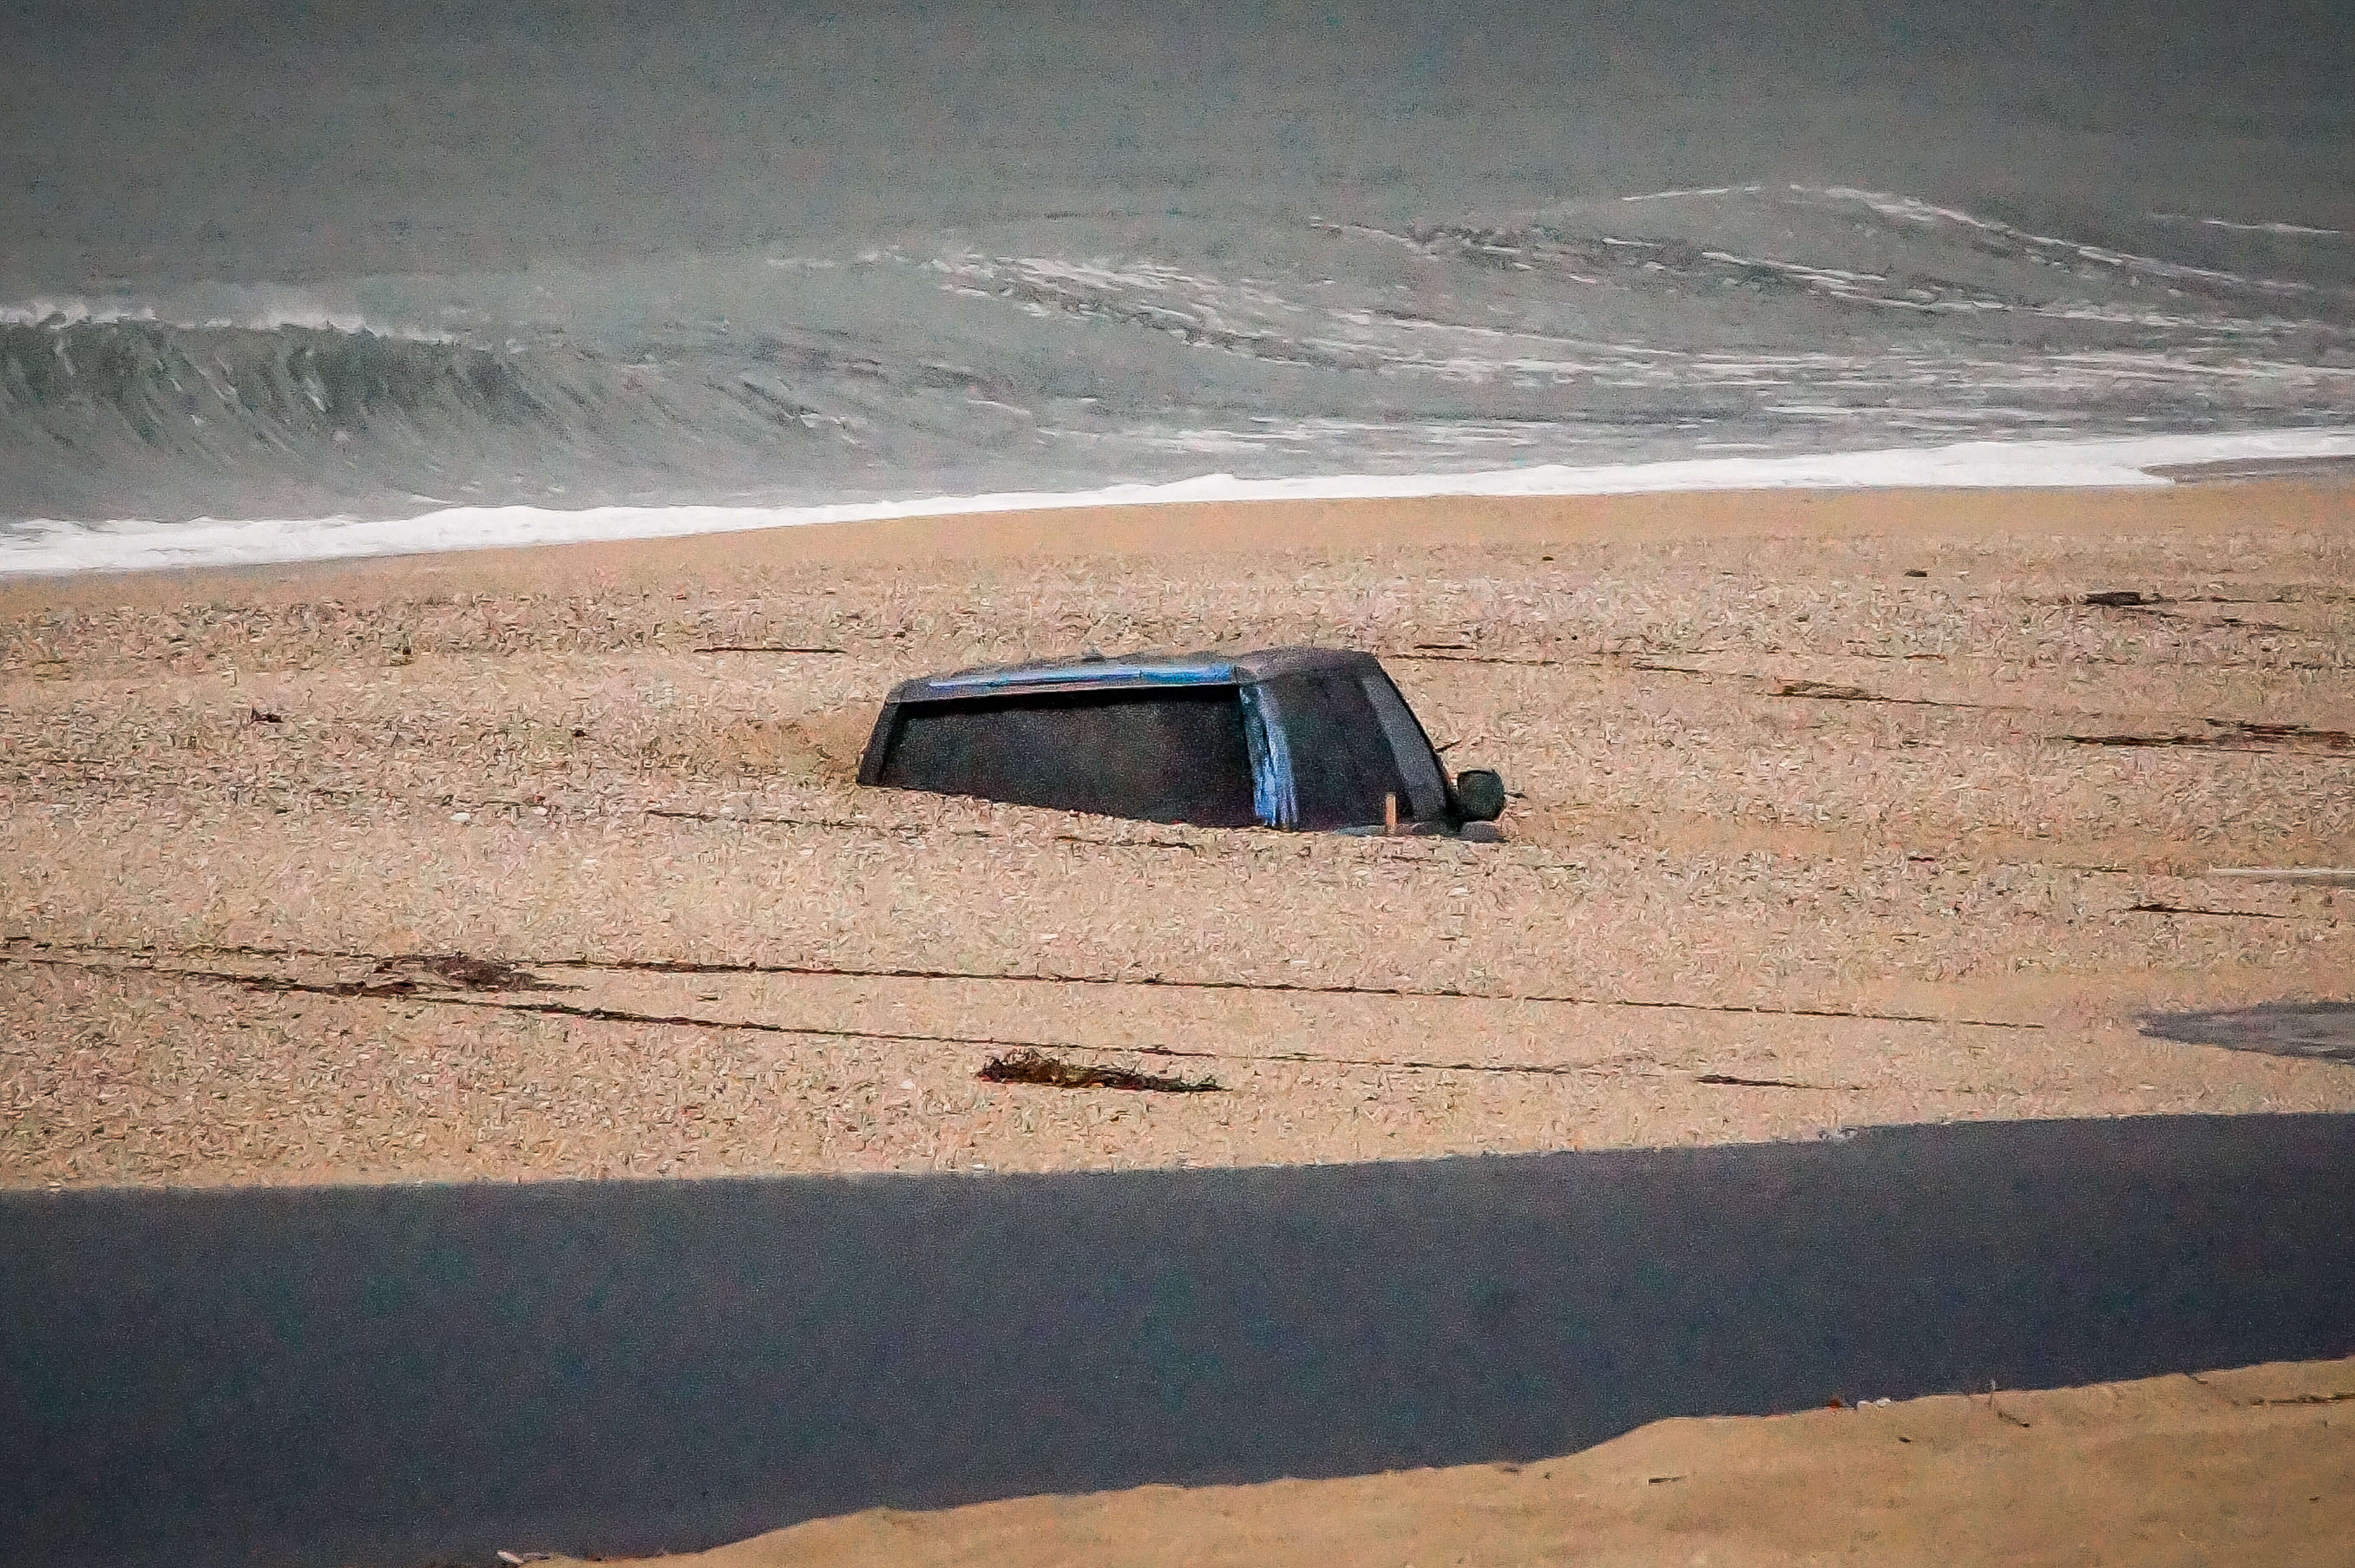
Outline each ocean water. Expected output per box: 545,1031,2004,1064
3,0,2351,568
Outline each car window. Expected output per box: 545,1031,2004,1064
873,686,1261,827
1359,670,1450,821
1262,670,1434,829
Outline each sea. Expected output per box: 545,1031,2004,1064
4,0,2351,573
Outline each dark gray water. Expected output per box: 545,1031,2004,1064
5,1114,2353,1568
3,0,2352,524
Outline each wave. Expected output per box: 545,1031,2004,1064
0,299,444,335
2,318,552,437
4,183,2352,528
0,318,873,521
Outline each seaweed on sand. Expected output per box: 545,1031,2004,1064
977,1048,1222,1093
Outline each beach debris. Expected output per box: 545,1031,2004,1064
694,644,848,654
367,954,563,992
1769,679,1878,701
2063,589,2314,629
1902,569,1929,577
2205,867,2355,886
2060,719,2351,752
977,1048,1222,1093
2125,903,2287,919
1694,1071,1843,1089
245,706,283,724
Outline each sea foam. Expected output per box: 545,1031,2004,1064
5,427,2350,578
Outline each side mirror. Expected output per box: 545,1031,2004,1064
1453,768,1506,822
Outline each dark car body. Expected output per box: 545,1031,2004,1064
858,646,1502,834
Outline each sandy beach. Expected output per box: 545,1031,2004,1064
3,477,2351,1566
2,477,2348,1188
0,480,2346,1186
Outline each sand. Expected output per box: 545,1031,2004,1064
6,480,2350,1564
550,1354,2355,1568
2,479,2350,1187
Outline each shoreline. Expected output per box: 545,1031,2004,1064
8,471,2353,617
6,426,2353,586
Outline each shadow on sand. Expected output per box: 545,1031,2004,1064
2141,1001,2355,1064
6,1114,2354,1568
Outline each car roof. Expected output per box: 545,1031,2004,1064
883,645,1384,704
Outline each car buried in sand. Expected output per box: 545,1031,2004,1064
858,646,1508,836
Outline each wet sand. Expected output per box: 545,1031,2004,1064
556,1354,2355,1568
2,479,2350,1187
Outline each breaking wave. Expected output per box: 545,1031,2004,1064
0,318,868,521
4,318,546,442
5,183,2352,529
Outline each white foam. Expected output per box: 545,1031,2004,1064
1809,186,2315,296
2147,214,2344,239
1618,184,1766,203
7,427,2353,578
0,298,163,326
0,296,449,338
